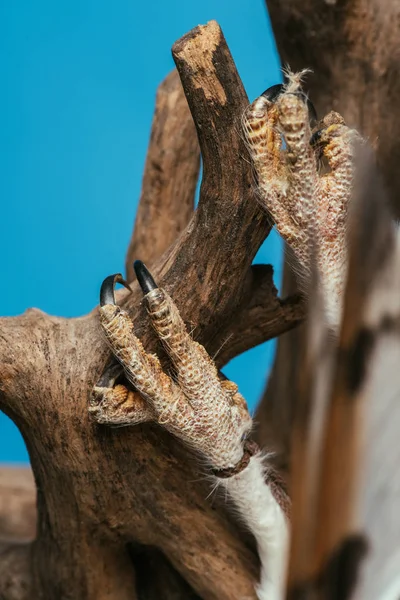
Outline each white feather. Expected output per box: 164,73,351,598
217,453,289,600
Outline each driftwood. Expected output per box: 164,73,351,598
0,21,302,599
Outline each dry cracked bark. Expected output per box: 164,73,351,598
0,21,302,599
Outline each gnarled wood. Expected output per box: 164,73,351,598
0,466,201,600
215,265,304,368
125,69,200,280
0,20,287,599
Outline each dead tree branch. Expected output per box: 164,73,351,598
0,20,303,599
0,467,36,544
126,69,200,280
215,265,304,368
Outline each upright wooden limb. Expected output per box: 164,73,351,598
125,69,200,280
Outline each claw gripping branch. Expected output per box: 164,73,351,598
133,260,158,295
243,72,360,330
100,274,132,306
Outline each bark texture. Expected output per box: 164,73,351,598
0,21,300,599
125,69,200,280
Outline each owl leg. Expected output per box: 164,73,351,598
311,114,362,327
243,74,321,272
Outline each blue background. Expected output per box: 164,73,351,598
0,1,282,463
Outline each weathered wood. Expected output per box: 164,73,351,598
215,265,304,368
125,69,200,281
255,264,303,479
0,544,32,600
0,20,289,599
0,466,200,600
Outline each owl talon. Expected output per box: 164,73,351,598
94,264,253,470
244,70,360,330
100,274,132,307
133,260,158,294
261,81,317,122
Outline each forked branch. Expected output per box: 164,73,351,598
125,69,200,280
0,20,294,599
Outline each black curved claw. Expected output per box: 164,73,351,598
304,96,318,124
100,274,132,307
260,82,317,123
133,260,158,295
310,128,324,147
261,83,285,103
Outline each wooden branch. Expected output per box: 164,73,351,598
214,265,304,368
0,21,277,599
125,70,200,280
255,264,303,477
0,466,200,600
122,21,271,325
